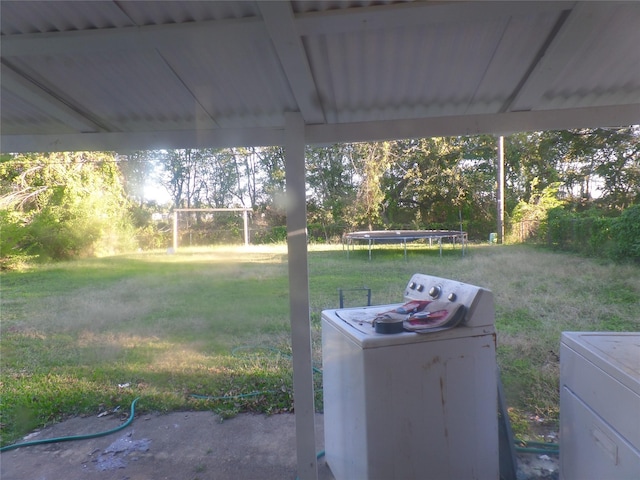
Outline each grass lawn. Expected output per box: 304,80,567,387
1,243,639,446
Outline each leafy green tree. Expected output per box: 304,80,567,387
369,136,496,236
117,151,157,206
199,148,242,208
509,181,565,243
0,152,134,264
388,137,459,225
254,146,287,225
155,148,250,209
346,142,392,230
572,127,640,210
157,149,206,208
306,144,357,225
504,132,562,204
506,127,639,210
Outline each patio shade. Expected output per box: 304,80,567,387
2,2,639,479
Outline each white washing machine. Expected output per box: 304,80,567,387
560,332,640,480
322,273,499,480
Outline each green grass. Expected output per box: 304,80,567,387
1,243,639,446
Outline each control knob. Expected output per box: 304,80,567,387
447,292,457,302
428,285,441,298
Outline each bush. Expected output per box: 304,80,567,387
136,224,171,250
307,223,346,243
1,152,137,263
546,204,640,261
610,204,640,262
510,182,565,244
252,226,287,244
0,210,33,269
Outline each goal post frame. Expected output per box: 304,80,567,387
172,208,251,251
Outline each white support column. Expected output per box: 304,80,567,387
284,112,318,480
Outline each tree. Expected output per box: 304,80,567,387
230,146,265,208
373,137,497,236
348,142,393,230
569,127,640,209
504,132,562,205
504,127,639,246
0,152,134,263
306,144,357,225
116,151,156,206
158,149,206,209
156,148,251,209
199,148,242,208
505,127,639,210
254,146,287,225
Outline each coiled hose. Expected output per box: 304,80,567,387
514,439,559,455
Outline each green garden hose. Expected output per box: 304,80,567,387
0,397,140,453
514,439,559,455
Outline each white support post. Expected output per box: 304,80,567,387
284,112,318,480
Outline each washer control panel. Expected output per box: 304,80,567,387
404,273,486,314
324,273,494,340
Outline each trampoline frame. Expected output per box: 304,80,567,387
343,230,467,260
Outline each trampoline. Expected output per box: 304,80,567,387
344,230,467,259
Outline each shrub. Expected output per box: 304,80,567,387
610,204,640,262
252,226,287,244
1,152,137,263
136,224,171,250
0,210,33,269
546,204,640,261
509,182,565,244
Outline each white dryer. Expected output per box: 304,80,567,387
560,332,640,480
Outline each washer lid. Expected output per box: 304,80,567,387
322,306,494,348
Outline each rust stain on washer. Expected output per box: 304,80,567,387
441,375,448,439
423,356,441,370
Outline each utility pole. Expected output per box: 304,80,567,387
497,136,505,244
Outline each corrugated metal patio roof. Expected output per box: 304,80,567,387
2,3,639,479
1,1,639,152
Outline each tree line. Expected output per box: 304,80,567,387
1,126,638,266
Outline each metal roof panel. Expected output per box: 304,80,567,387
117,0,259,26
1,1,639,152
0,87,77,135
0,0,134,34
541,5,640,110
